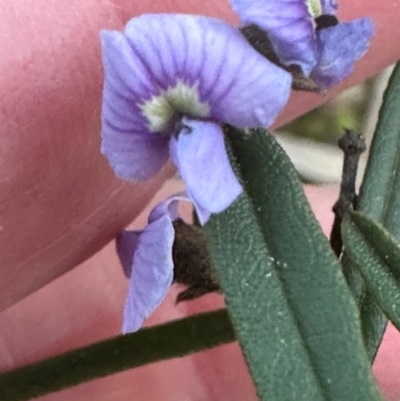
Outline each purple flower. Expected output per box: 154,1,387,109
101,14,292,222
230,0,374,89
116,193,193,333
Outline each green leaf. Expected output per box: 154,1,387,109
0,309,234,401
343,211,400,331
342,62,400,359
205,127,381,401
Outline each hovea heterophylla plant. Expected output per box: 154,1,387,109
6,1,400,401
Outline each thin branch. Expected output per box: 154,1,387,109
330,129,366,256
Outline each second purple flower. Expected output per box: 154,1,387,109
230,0,374,89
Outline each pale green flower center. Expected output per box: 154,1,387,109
140,81,210,133
306,0,322,18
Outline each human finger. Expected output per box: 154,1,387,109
1,0,398,312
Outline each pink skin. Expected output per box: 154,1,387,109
0,0,400,400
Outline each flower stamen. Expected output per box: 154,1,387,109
139,81,210,134
307,0,323,18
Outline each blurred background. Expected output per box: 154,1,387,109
275,66,394,185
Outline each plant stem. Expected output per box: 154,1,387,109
330,129,366,256
0,309,234,401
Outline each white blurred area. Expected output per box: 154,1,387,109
275,66,394,186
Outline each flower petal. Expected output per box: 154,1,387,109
121,194,190,333
321,0,338,15
230,0,318,75
122,214,174,334
100,128,170,181
170,119,242,224
100,30,170,180
311,18,374,89
123,14,292,129
116,231,141,278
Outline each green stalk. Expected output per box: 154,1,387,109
0,309,235,401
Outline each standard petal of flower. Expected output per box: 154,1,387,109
101,31,170,180
123,14,292,129
230,0,318,76
122,213,175,334
311,18,374,89
116,231,141,278
102,14,292,183
170,120,242,224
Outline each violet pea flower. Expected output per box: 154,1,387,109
116,193,195,334
230,0,374,89
100,14,292,223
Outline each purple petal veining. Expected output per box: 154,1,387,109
119,193,189,334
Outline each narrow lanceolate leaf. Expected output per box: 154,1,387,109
205,127,381,401
0,309,234,401
343,212,400,331
342,62,400,359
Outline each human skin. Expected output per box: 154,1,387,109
1,0,400,311
1,0,400,399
